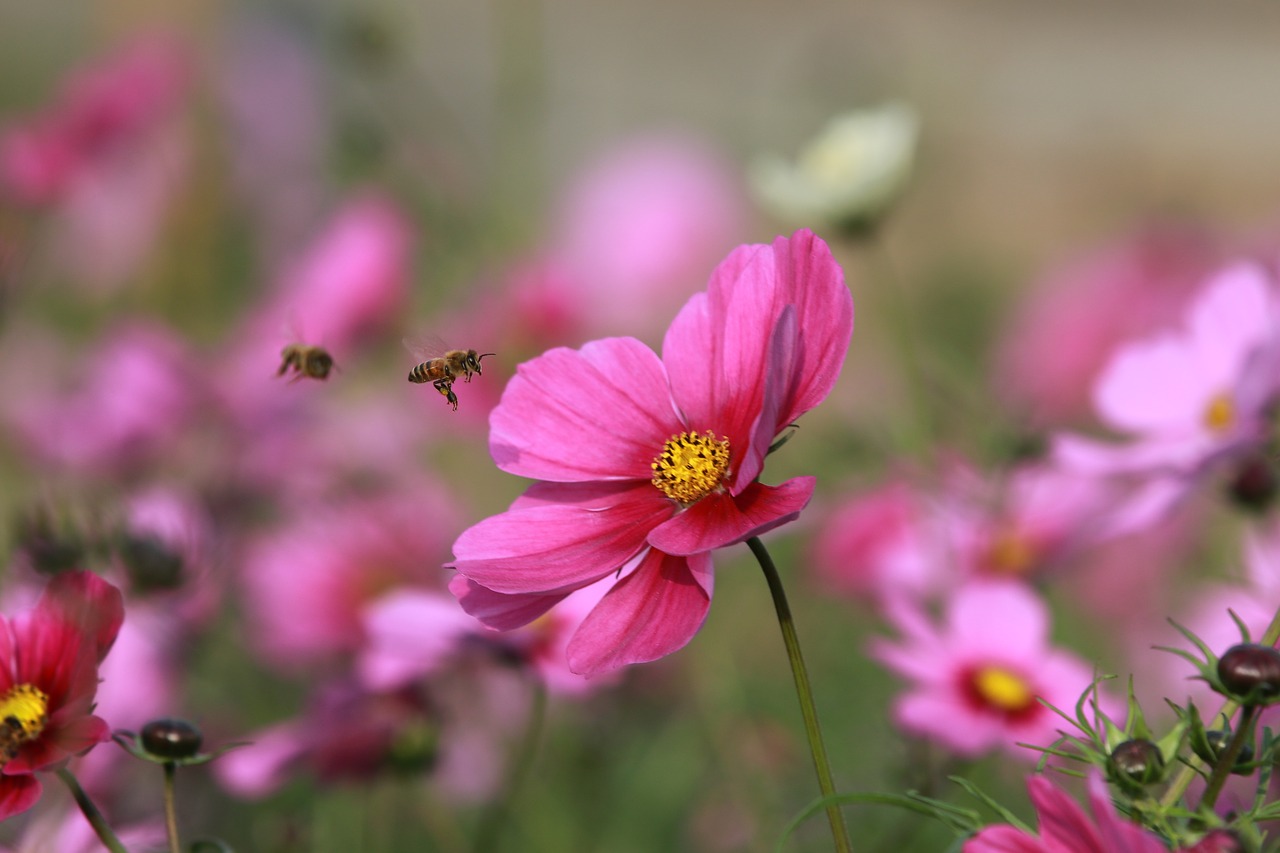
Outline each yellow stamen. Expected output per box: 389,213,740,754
651,431,731,504
986,528,1036,576
1203,392,1236,433
0,684,49,763
971,666,1035,713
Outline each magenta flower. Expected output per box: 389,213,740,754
965,773,1180,853
450,230,853,676
0,571,124,819
871,581,1098,759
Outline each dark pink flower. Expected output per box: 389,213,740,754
0,572,124,819
964,773,1174,853
450,230,853,676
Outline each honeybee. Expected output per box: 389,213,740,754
277,343,336,381
405,343,494,411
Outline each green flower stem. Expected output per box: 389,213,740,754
472,676,548,853
1159,605,1280,809
163,762,181,853
1197,702,1259,812
747,536,853,853
55,766,129,853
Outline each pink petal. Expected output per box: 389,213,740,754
566,550,712,675
947,582,1048,663
489,337,683,481
1187,263,1276,387
736,305,797,490
214,721,307,799
1084,774,1169,853
646,477,814,555
963,825,1047,853
358,591,479,689
448,575,568,631
451,487,673,595
1094,335,1214,435
1026,775,1105,853
37,571,125,662
0,775,41,821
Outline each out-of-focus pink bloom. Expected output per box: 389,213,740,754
1054,263,1280,533
964,773,1175,853
215,679,437,798
0,35,190,291
450,231,853,676
2,323,203,476
0,572,123,819
549,132,748,338
811,478,949,603
996,226,1221,426
871,581,1098,759
271,193,413,349
117,486,219,623
240,486,458,669
361,576,617,696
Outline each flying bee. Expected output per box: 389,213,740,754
405,341,494,411
278,343,336,382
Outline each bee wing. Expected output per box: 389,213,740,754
403,333,448,361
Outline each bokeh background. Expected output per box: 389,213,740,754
2,1,1280,851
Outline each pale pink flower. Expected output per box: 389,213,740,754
240,486,458,669
450,230,853,676
1054,263,1280,533
965,773,1178,853
996,226,1220,426
871,581,1098,759
2,323,203,475
549,132,748,338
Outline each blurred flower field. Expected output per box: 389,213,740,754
2,2,1280,852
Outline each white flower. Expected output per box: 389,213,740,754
750,102,918,231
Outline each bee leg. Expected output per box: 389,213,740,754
434,378,459,411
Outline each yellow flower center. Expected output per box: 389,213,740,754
0,684,49,764
985,528,1037,576
971,666,1035,713
1203,392,1236,433
651,431,731,504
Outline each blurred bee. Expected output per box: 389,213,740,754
405,342,494,411
277,343,336,382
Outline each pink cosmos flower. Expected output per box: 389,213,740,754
965,773,1187,853
870,581,1098,759
240,485,458,669
995,225,1220,426
1053,263,1280,533
450,230,853,676
0,571,124,819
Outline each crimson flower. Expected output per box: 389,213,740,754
449,230,853,675
0,571,124,819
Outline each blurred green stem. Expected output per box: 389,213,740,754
747,536,853,853
163,762,181,853
472,676,548,853
55,766,129,853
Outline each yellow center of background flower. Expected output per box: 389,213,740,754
1203,392,1236,433
985,528,1037,576
971,666,1035,713
651,431,731,504
0,684,49,763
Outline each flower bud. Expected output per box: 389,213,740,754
1107,738,1164,786
1216,643,1280,704
117,533,184,592
1202,729,1256,774
1226,453,1279,512
140,718,203,760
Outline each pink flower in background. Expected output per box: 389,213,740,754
811,478,948,604
871,581,1098,759
0,572,124,819
451,230,853,675
361,576,617,696
2,323,203,475
0,35,190,291
995,226,1220,426
549,132,748,338
1054,263,1280,532
964,773,1176,853
240,486,458,669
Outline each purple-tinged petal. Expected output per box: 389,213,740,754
1094,335,1213,434
566,550,712,675
736,305,797,490
1187,263,1277,388
511,478,658,511
448,575,568,631
489,337,683,481
451,490,673,595
646,477,814,556
358,590,479,689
